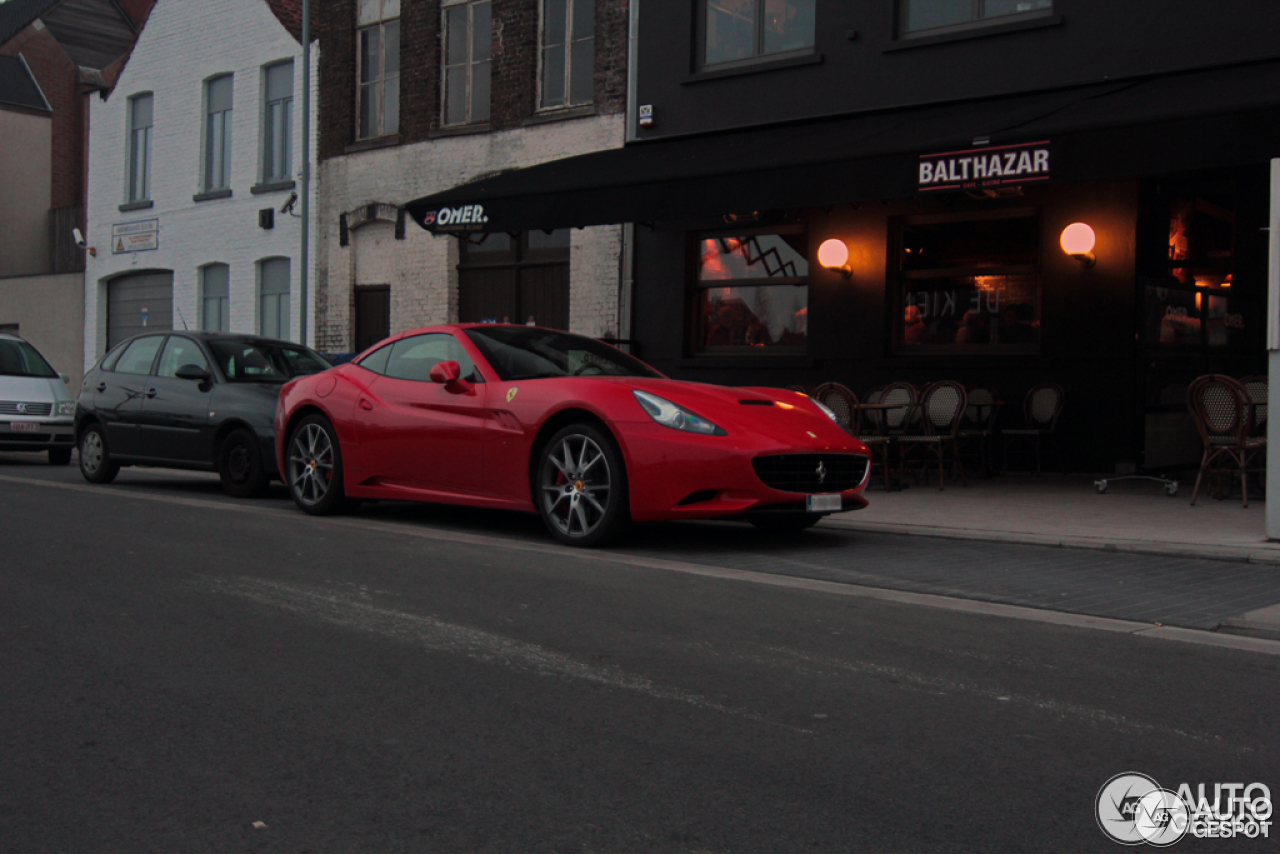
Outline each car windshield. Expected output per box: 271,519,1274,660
0,338,58,378
206,339,332,383
463,326,663,381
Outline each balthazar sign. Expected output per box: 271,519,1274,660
917,140,1051,193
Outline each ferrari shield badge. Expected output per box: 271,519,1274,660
507,387,519,403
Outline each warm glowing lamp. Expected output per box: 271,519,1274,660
1060,223,1096,267
818,238,852,279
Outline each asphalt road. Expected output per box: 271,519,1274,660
2,453,1277,852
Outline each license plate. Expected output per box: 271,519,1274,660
807,494,842,513
9,422,39,433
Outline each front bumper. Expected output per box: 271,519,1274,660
0,419,75,452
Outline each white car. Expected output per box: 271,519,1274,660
0,332,77,464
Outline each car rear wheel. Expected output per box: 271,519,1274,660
536,424,630,547
218,428,269,498
48,447,72,466
286,414,349,515
78,423,119,484
748,513,822,534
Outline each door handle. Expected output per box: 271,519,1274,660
96,382,106,392
145,388,157,398
359,398,373,411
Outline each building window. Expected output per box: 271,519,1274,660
262,61,294,183
900,0,1053,37
458,231,569,329
443,0,491,126
540,0,594,109
258,257,291,340
695,229,808,353
203,75,233,191
702,0,816,68
201,263,231,332
895,210,1040,353
127,93,152,202
358,0,400,139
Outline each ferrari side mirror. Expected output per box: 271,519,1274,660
429,360,472,392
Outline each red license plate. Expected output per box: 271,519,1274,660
9,422,39,433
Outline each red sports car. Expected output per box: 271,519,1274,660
275,325,871,545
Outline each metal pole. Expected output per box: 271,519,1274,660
299,0,311,346
1266,159,1279,538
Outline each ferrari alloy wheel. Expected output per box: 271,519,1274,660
537,424,630,546
78,423,119,484
287,414,348,515
218,428,268,498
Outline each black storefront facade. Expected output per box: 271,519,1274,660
406,61,1280,475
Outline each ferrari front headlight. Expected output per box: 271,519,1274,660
633,390,725,435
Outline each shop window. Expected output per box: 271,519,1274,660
201,263,231,332
1143,184,1249,351
358,0,400,139
694,229,808,353
701,1,816,69
900,0,1052,38
458,231,569,329
258,257,291,340
894,211,1040,353
540,0,594,109
443,0,491,126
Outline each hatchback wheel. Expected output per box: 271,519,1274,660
78,423,119,484
536,424,629,546
287,414,349,515
218,428,269,498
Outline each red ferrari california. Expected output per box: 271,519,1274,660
275,325,870,545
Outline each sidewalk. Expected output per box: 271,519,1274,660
823,474,1280,639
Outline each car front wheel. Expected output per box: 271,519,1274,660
536,424,630,547
286,414,349,515
219,428,269,498
78,424,119,484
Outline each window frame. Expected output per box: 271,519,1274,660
697,0,818,72
898,0,1055,39
356,0,401,140
257,257,291,341
202,74,234,192
690,224,811,356
126,92,153,203
538,0,595,111
261,60,294,184
200,263,231,333
441,0,492,127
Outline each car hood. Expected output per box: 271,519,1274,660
0,375,70,404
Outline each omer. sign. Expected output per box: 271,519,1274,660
918,140,1051,193
420,204,490,232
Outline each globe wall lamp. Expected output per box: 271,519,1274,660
1061,222,1096,267
818,238,853,279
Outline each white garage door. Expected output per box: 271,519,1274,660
108,271,173,348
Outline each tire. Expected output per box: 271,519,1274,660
748,513,822,534
218,428,269,498
535,423,630,547
78,423,119,484
285,414,350,515
48,447,72,466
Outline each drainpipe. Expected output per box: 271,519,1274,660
618,0,640,342
300,0,311,347
1267,158,1279,538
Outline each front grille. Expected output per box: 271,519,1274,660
752,454,868,493
0,401,53,416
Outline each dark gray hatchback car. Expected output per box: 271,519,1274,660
76,332,330,496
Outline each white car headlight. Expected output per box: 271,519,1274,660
633,390,725,435
57,401,76,417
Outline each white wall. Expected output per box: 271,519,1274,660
83,0,319,367
318,113,626,353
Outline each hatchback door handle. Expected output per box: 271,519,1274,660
359,399,373,411
145,388,157,398
96,382,106,392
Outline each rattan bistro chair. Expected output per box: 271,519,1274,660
1187,374,1267,507
958,385,1001,476
813,382,861,435
1002,382,1066,475
1240,375,1268,436
859,382,917,491
898,381,968,489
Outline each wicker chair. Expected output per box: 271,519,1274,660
898,381,968,489
859,382,917,491
1240,375,1268,436
1002,382,1065,475
1187,374,1267,507
812,382,861,435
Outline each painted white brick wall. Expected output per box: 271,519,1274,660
319,113,626,352
83,0,320,367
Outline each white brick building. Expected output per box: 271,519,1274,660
83,0,319,366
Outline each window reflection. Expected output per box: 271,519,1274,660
695,230,808,352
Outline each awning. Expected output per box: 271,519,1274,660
404,60,1280,235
